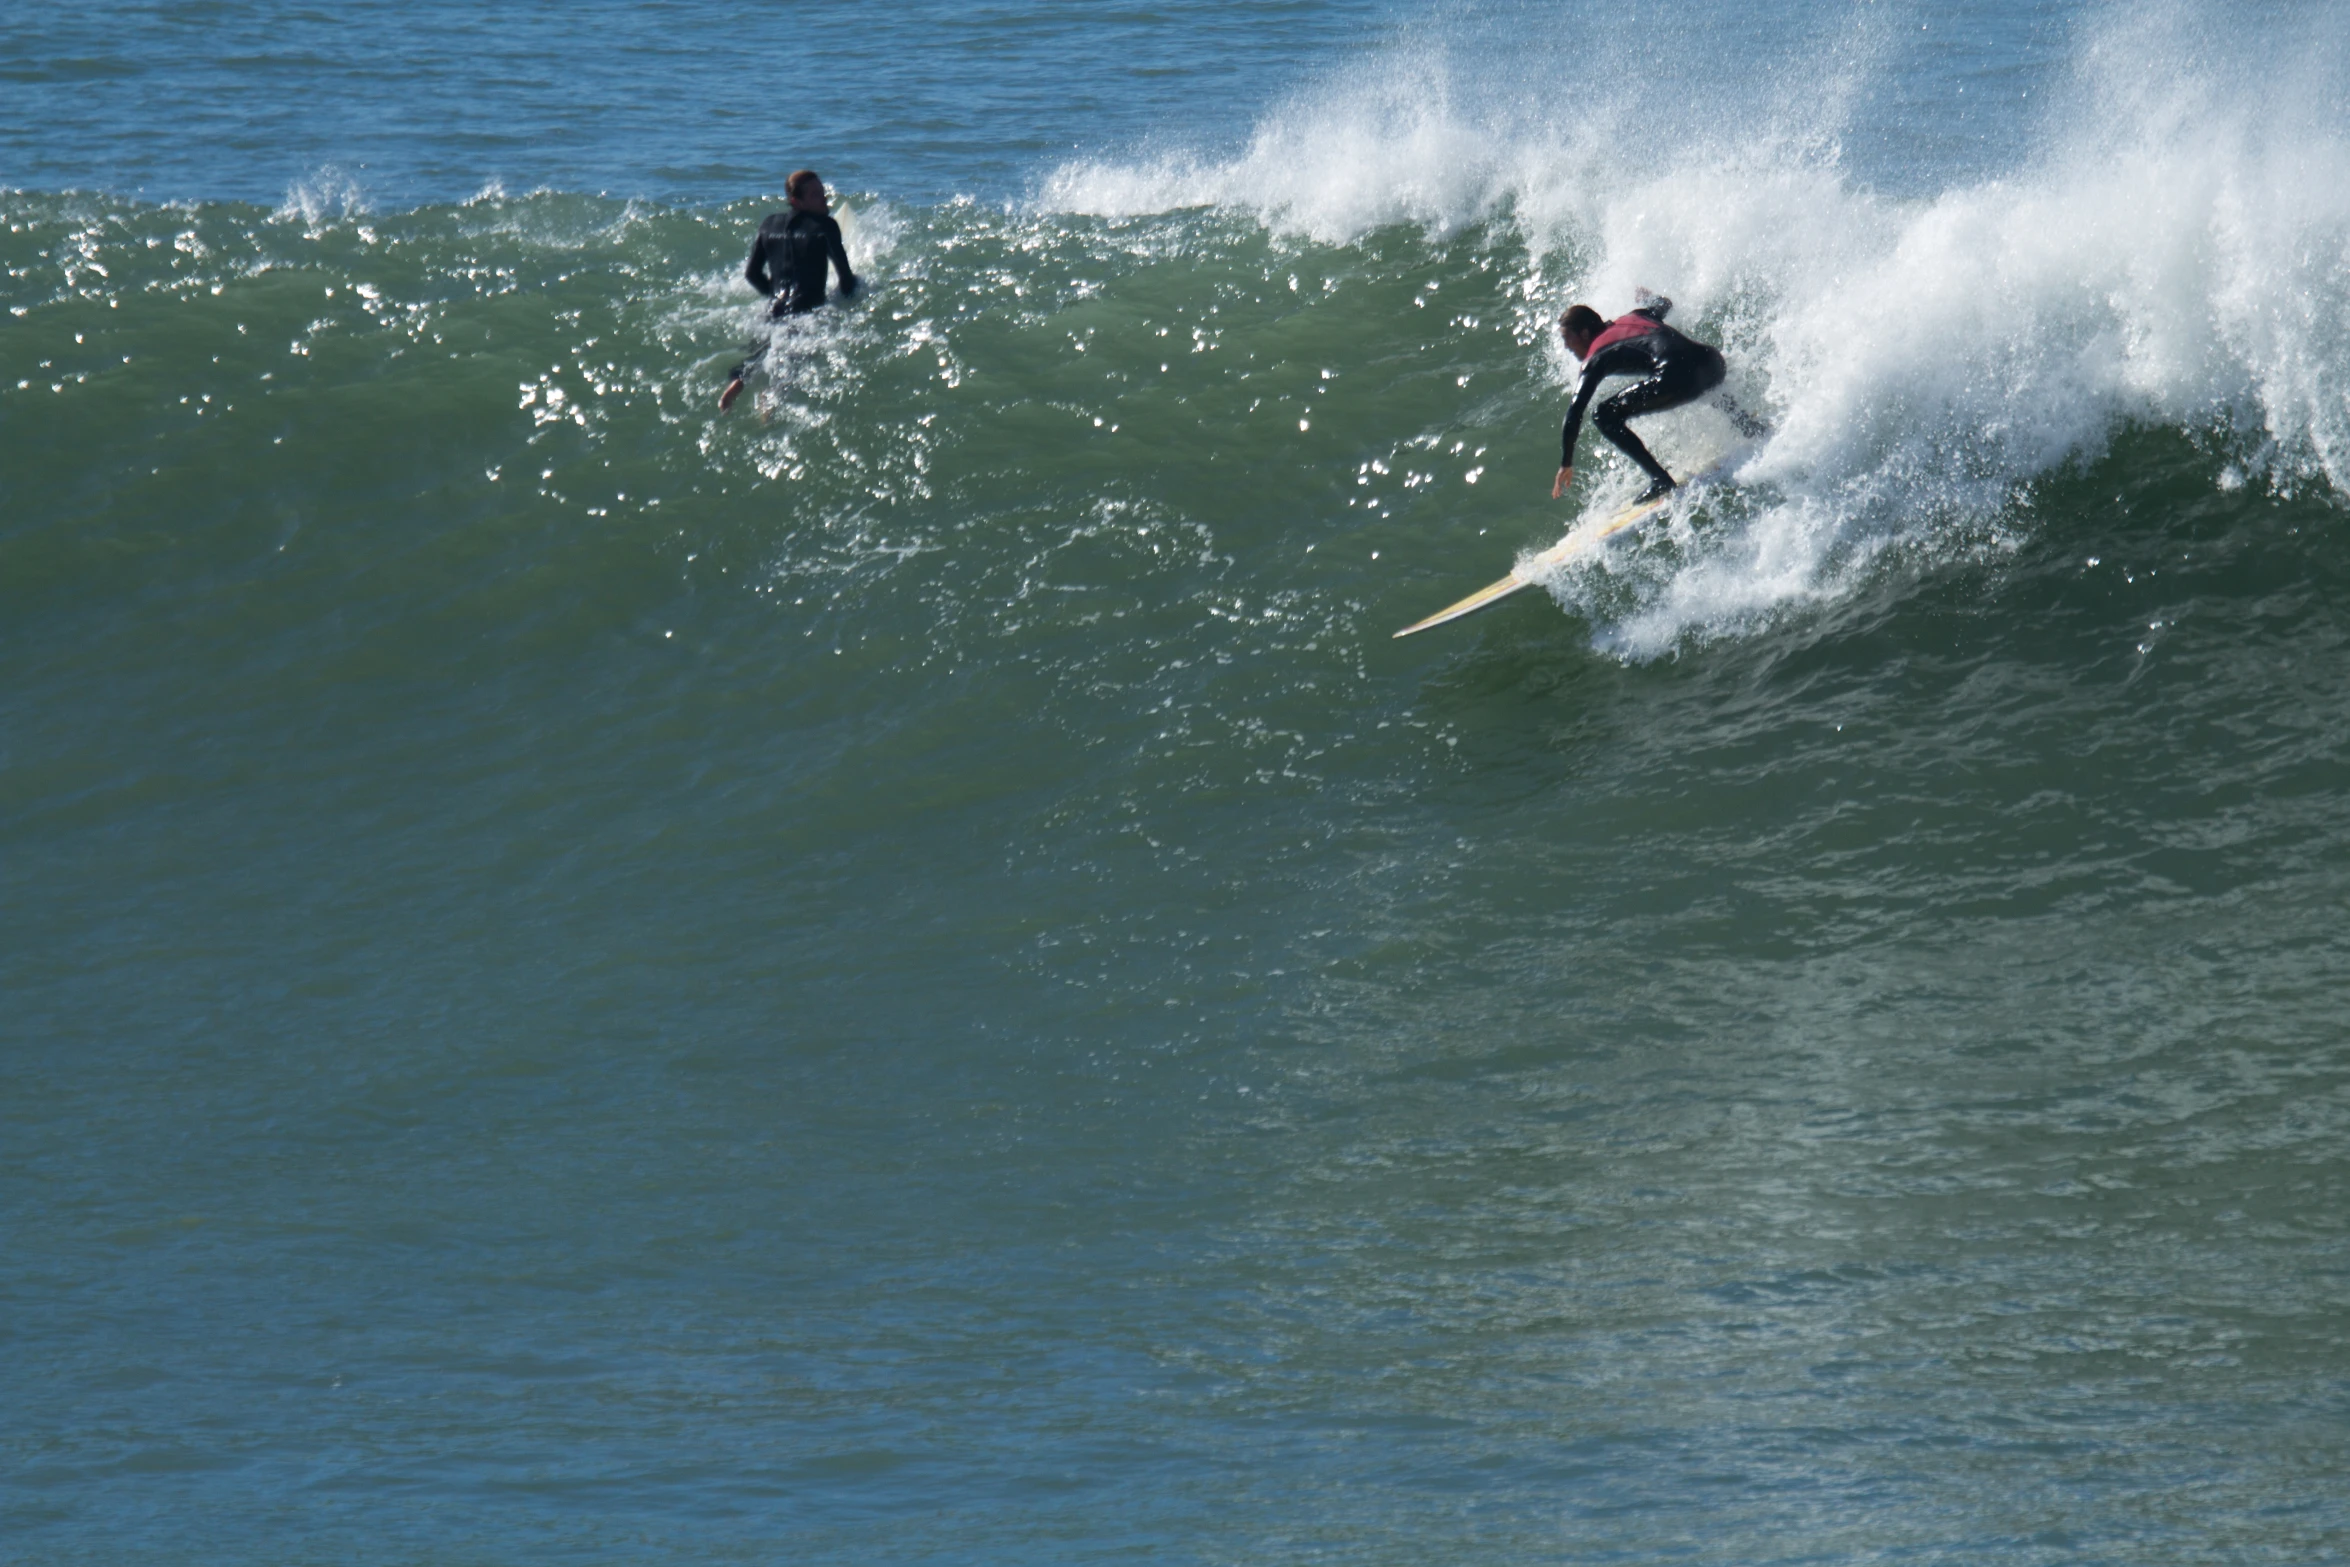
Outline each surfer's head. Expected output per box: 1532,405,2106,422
1559,304,1605,360
787,170,829,215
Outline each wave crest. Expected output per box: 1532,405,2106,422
1044,1,2350,651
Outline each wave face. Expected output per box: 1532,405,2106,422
1046,0,2350,651
10,3,2350,1563
15,1,2345,669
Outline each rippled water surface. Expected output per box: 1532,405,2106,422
7,1,2350,1561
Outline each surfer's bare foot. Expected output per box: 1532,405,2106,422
718,377,745,412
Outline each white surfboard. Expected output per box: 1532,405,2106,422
1392,449,1745,639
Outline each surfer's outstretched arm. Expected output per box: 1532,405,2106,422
1554,341,1654,493
1555,368,1604,493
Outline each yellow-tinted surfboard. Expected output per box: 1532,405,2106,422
1392,452,1742,639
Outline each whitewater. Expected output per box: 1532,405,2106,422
8,2,2350,1562
1043,1,2350,651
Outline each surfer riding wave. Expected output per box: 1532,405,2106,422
1554,292,1767,504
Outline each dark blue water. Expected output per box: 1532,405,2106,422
5,0,1401,204
8,1,2350,1561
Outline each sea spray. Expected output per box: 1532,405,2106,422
7,3,2348,677
1041,0,2350,654
13,4,2350,1562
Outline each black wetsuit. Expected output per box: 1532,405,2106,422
727,208,859,384
747,208,857,316
1562,300,1765,493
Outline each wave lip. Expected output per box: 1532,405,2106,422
1043,1,2350,651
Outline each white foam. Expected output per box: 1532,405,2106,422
835,198,906,278
274,168,369,229
1043,1,2350,652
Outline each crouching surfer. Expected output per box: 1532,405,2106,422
718,169,860,413
1552,291,1767,503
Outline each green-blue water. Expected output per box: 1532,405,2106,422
8,2,2350,1560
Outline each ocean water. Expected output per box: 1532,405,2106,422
8,1,2350,1561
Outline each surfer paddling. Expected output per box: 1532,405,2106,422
718,169,860,412
1553,291,1766,504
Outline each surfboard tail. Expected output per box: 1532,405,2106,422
1390,515,1622,637
1391,446,1753,639
1392,572,1532,637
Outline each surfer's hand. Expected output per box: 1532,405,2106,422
1552,465,1573,499
718,377,745,412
